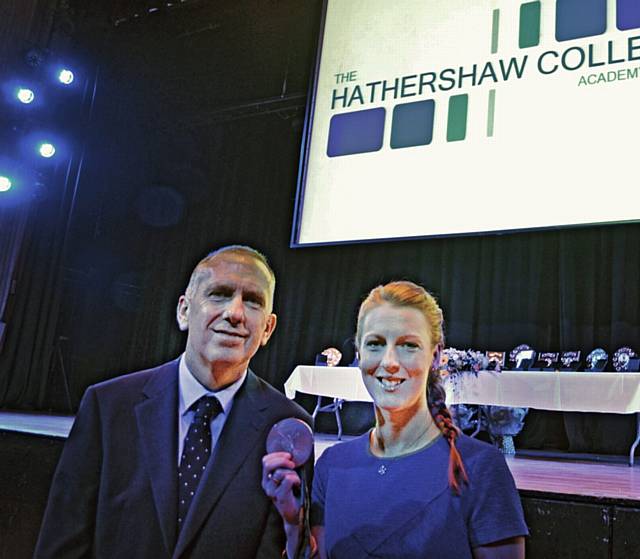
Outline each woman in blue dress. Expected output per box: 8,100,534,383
263,281,528,558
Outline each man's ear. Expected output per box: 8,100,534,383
260,313,277,346
176,295,189,331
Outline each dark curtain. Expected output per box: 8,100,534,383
0,0,80,409
1,0,638,453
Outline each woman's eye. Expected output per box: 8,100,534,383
402,342,419,349
365,340,383,349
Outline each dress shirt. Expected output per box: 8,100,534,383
177,354,247,464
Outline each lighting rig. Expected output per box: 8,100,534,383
0,47,84,204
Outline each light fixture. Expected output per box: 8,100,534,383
58,68,74,85
17,87,35,104
38,142,56,158
0,176,12,192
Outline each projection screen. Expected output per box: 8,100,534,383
291,0,640,246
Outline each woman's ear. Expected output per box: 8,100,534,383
432,346,442,370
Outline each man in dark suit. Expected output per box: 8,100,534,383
35,245,311,558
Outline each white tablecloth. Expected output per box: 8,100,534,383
285,366,372,402
445,370,640,414
285,366,640,414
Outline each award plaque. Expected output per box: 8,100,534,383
509,344,531,363
559,351,581,371
586,348,608,372
612,347,637,372
485,351,505,371
531,352,559,371
486,351,506,366
510,345,535,371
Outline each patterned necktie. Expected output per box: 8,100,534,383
178,395,222,530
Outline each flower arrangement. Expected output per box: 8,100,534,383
439,348,524,454
439,347,498,378
321,347,342,367
439,348,492,408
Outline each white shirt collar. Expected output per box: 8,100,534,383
178,354,247,417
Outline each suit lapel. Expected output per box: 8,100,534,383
135,360,180,556
173,371,268,558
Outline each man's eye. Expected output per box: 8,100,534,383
245,298,263,308
209,290,230,299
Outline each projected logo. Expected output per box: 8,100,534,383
326,0,640,157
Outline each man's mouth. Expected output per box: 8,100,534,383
213,329,247,339
375,376,405,391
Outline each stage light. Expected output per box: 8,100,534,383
38,143,56,158
17,87,35,104
0,176,12,192
58,68,74,85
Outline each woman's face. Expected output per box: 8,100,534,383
358,303,438,413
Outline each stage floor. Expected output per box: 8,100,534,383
506,453,640,503
2,412,639,504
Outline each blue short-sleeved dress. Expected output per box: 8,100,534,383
310,432,528,558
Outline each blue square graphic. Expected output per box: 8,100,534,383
327,108,385,157
556,0,606,41
390,100,435,149
617,0,640,30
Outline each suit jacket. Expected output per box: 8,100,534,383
34,359,312,558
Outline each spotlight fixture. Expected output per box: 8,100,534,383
38,142,56,158
17,87,35,104
58,68,74,85
0,176,12,192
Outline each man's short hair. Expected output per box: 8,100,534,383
185,245,276,304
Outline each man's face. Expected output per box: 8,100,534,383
177,253,277,388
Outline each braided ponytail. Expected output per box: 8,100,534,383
428,372,468,494
356,280,468,494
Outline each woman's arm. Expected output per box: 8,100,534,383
473,536,525,559
311,526,326,559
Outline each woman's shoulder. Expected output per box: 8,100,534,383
455,434,507,468
455,435,518,496
316,431,371,467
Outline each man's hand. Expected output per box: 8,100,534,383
261,451,303,525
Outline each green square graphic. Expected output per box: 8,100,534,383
447,95,468,142
519,2,541,48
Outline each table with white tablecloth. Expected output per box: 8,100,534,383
285,366,372,439
284,366,640,464
443,370,640,413
285,366,372,402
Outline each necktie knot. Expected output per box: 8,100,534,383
192,395,221,421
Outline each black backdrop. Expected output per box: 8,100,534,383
0,0,638,453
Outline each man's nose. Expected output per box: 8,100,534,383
223,294,245,323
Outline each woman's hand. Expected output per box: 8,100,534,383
261,451,303,526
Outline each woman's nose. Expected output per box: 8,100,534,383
380,347,400,372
